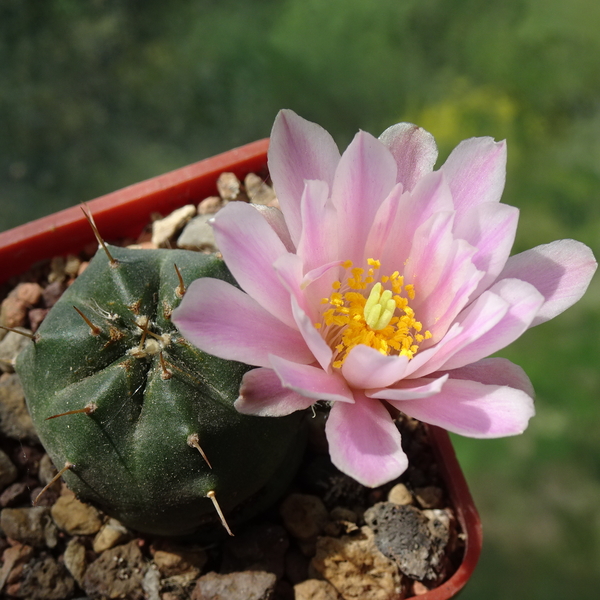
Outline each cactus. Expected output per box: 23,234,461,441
15,242,306,537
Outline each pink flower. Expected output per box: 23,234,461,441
173,110,597,487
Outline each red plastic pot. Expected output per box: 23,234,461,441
0,139,482,599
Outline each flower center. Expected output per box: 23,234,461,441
315,259,431,369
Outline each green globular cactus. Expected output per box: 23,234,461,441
15,244,306,537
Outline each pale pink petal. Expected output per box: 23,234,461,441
443,357,534,397
399,378,535,438
367,374,448,401
441,137,507,213
379,171,454,273
440,278,544,370
331,131,398,264
341,345,408,390
253,205,295,252
235,368,316,416
291,296,333,372
378,123,438,191
270,355,354,403
453,202,519,296
363,183,403,262
297,179,339,272
326,393,408,487
172,278,313,368
407,290,509,378
212,202,296,328
268,109,341,244
498,239,598,326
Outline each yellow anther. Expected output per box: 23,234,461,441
318,258,431,368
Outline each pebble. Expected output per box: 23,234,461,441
27,308,49,332
41,281,66,309
37,454,57,486
0,482,32,508
280,493,330,541
221,523,289,579
0,544,34,592
0,373,38,442
151,540,207,579
48,256,67,283
51,490,102,535
93,517,132,553
387,483,414,506
177,214,217,251
191,571,276,600
83,540,147,600
364,502,448,581
14,283,43,306
415,486,444,509
311,526,404,600
0,447,18,489
245,173,277,206
198,195,224,214
151,204,196,247
294,578,341,600
0,507,58,548
63,538,87,587
0,296,27,329
10,554,75,600
142,563,161,600
217,172,245,202
0,330,32,373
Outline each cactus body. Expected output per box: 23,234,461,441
16,245,305,536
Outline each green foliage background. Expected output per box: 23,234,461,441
1,0,599,597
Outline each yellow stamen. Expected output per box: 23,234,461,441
314,258,431,368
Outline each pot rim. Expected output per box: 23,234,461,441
0,138,482,598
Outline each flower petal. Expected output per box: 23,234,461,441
270,355,354,403
407,289,509,377
440,278,544,371
268,109,341,245
441,137,507,213
252,205,295,253
291,295,333,372
454,202,519,296
326,393,408,487
367,374,448,401
378,122,438,191
400,378,535,438
341,345,408,390
443,357,534,397
172,278,313,368
297,179,339,272
498,239,598,326
331,130,398,264
212,201,296,328
235,368,315,416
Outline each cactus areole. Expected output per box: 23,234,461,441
16,244,306,537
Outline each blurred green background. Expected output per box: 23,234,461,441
1,0,599,597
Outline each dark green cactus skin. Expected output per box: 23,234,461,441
16,245,306,537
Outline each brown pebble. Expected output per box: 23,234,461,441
415,486,444,509
217,172,243,201
28,308,49,332
280,493,329,541
387,483,414,506
294,578,342,600
42,281,66,308
191,571,276,600
51,491,102,535
198,195,224,214
14,283,43,306
0,296,27,329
